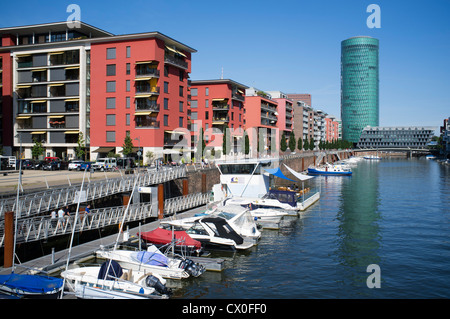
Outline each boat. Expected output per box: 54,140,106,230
0,273,63,299
61,260,171,299
181,217,255,251
364,155,381,160
95,244,205,280
426,155,436,160
138,227,203,256
0,153,64,299
162,202,261,241
307,163,352,176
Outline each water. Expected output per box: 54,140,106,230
174,158,450,299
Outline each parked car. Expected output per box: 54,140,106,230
43,161,61,171
34,160,46,170
21,159,35,169
92,157,117,171
117,157,136,169
68,160,84,171
79,161,94,171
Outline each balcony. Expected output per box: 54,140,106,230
135,99,160,112
164,54,188,69
212,103,229,110
232,92,245,102
49,116,65,129
135,66,160,78
135,85,160,96
135,116,160,129
49,50,80,66
212,115,229,124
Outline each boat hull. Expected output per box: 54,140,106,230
307,168,352,176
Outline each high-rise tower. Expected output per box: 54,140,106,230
341,36,379,143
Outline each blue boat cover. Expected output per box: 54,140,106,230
0,273,63,294
133,251,169,267
264,167,296,182
98,260,123,280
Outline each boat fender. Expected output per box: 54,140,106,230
146,275,172,295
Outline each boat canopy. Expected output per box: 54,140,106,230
283,164,314,181
263,167,296,182
0,274,63,294
132,251,169,268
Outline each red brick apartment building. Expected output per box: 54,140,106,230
189,79,247,152
0,21,195,161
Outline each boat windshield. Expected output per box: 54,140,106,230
219,164,257,175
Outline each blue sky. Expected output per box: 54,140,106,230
1,0,449,132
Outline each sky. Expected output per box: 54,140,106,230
1,0,449,133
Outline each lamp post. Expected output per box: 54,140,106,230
134,137,141,173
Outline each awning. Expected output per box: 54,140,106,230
31,131,46,134
65,66,80,70
16,116,31,119
64,131,79,134
165,45,187,57
48,83,64,87
134,94,152,98
64,98,79,102
283,164,314,181
49,115,64,118
32,69,47,72
264,167,296,182
31,100,47,103
16,85,31,89
134,77,152,81
212,98,228,101
134,111,152,116
135,60,156,65
48,51,64,55
164,130,187,135
92,147,114,153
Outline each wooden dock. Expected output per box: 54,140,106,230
0,204,224,276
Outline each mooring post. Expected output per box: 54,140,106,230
182,178,189,196
3,211,14,268
202,173,207,194
158,184,164,219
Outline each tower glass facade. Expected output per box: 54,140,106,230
341,36,379,143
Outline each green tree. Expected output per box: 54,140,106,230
31,138,45,159
280,132,287,152
288,132,296,152
222,125,230,156
122,135,134,157
244,133,250,157
297,137,303,151
303,138,309,151
309,137,315,150
75,132,86,160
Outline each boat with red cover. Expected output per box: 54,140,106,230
138,228,203,255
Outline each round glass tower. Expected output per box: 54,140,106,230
341,36,379,144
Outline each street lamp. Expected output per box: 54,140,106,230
134,137,141,173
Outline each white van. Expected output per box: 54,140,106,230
92,157,117,171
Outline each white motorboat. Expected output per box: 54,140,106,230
307,163,352,176
61,260,171,299
183,217,254,251
364,155,381,160
95,245,205,280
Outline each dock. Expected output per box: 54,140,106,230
0,204,224,276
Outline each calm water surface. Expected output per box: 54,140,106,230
174,158,450,299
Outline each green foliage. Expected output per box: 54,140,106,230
288,132,296,152
122,135,134,157
75,132,86,160
297,137,303,151
31,138,45,159
280,133,287,152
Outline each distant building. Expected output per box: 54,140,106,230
357,126,436,149
440,117,450,158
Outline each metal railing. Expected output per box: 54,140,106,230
164,193,209,216
0,166,187,219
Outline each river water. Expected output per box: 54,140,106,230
173,158,450,299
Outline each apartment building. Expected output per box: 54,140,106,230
0,21,196,161
266,91,294,139
189,79,247,152
325,115,340,142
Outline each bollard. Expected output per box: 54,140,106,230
3,211,14,268
158,184,164,219
182,179,189,196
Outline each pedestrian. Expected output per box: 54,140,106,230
85,204,91,222
50,210,57,228
57,207,65,229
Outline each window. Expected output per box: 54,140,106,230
190,100,198,108
191,112,198,120
164,65,169,77
164,98,169,110
179,116,183,127
106,131,116,142
205,87,209,96
106,97,116,109
179,69,184,81
205,99,209,108
106,114,116,126
164,114,169,126
106,48,116,59
179,86,184,97
106,64,116,76
126,97,130,109
164,82,169,93
106,81,116,92
126,80,130,92
191,88,198,96
205,111,209,120
179,101,183,112
126,46,131,58
126,63,130,75
126,114,130,126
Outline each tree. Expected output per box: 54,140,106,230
288,132,296,152
122,135,134,157
280,132,287,152
297,137,303,151
244,133,250,157
303,138,309,151
145,151,155,165
309,137,315,150
31,138,45,159
75,132,86,160
222,125,230,156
